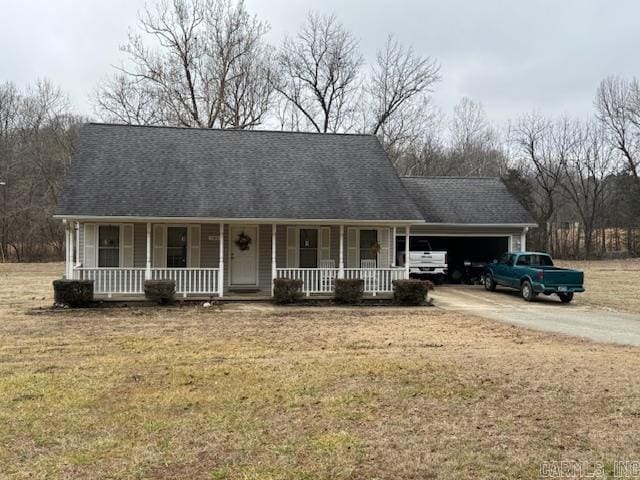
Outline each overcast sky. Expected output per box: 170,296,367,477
1,0,638,127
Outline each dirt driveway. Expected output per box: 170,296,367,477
433,285,640,346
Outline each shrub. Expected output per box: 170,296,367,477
334,278,364,304
53,279,94,307
393,279,434,305
273,278,303,304
144,280,176,305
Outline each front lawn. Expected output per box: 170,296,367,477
557,258,640,313
1,262,639,479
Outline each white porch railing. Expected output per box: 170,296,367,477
74,267,220,297
343,268,406,294
75,268,146,295
151,268,219,296
276,267,406,296
276,268,339,295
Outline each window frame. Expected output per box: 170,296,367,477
97,224,121,268
166,225,189,269
298,227,319,269
358,229,379,267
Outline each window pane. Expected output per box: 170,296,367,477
167,227,187,268
98,226,119,267
299,229,317,268
409,237,432,251
359,230,378,264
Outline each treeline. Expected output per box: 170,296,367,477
1,0,639,260
0,81,83,261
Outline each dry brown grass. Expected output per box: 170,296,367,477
1,262,640,479
557,258,640,313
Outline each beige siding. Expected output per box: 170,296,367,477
201,223,221,268
258,225,272,290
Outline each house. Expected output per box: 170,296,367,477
55,123,535,299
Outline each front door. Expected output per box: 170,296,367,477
230,225,258,285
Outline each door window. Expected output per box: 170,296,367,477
167,227,188,268
98,226,119,267
299,229,318,268
359,230,378,266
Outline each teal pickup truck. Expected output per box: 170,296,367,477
483,252,585,303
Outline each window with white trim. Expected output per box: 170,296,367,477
167,227,188,268
98,226,119,267
359,229,378,266
299,228,318,268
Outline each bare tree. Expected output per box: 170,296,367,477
595,76,640,179
0,80,81,261
95,0,275,129
559,120,616,258
511,114,568,251
0,82,21,261
368,35,440,137
448,97,507,176
274,12,363,133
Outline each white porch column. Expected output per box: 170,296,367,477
391,227,397,267
64,221,70,278
218,223,224,298
145,222,152,279
404,226,410,279
75,222,80,268
271,224,277,296
69,222,75,279
521,227,528,252
338,225,345,278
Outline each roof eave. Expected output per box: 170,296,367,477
53,214,425,225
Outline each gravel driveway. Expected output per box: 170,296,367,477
433,285,640,346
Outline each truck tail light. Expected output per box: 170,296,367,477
536,270,544,282
445,253,448,265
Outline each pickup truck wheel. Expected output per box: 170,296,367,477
558,292,574,303
521,280,536,302
484,273,496,292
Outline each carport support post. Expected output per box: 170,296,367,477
521,227,528,252
404,226,410,279
339,225,345,278
145,222,151,280
271,224,276,296
218,223,224,298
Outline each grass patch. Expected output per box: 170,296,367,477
0,262,639,478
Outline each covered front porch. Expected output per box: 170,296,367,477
63,220,412,300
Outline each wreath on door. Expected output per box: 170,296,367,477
234,231,252,251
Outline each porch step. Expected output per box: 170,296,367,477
227,287,262,294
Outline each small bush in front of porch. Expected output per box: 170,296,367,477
393,279,434,306
53,279,94,307
334,279,364,304
144,280,176,305
273,278,303,304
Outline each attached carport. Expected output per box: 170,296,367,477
400,177,537,282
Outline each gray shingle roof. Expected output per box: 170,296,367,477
56,123,424,221
400,176,536,225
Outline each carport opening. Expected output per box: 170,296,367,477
396,235,510,283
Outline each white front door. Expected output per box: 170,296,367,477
230,225,258,285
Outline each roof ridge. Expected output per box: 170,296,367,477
401,175,502,180
86,122,376,138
